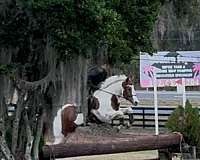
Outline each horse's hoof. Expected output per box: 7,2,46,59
125,122,130,129
116,125,121,132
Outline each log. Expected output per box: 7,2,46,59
40,133,182,159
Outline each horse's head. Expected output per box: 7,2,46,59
122,76,139,106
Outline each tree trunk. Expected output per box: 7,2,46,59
80,57,88,124
24,110,33,160
32,110,45,160
41,133,181,159
11,89,25,155
0,103,15,160
0,65,14,159
0,136,15,160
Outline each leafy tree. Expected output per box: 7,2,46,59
0,0,163,74
32,0,127,59
0,0,163,159
106,0,162,65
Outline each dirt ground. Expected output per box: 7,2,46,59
61,124,166,144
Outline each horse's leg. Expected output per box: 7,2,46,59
110,110,124,120
91,109,109,123
129,113,134,124
54,134,64,144
43,116,54,145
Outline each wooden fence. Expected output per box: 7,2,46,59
121,106,200,128
130,106,175,128
132,106,200,128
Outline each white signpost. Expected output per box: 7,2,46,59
176,78,186,108
140,51,200,134
182,78,186,108
153,72,159,135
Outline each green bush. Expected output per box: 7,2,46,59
166,100,200,147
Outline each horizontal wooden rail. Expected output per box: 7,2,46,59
121,106,200,128
41,133,182,159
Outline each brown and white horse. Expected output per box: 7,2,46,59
49,103,83,144
88,75,139,124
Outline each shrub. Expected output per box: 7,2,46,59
166,100,200,147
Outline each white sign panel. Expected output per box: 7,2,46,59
140,51,200,88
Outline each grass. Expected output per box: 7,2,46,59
58,150,159,160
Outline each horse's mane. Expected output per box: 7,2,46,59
100,75,127,89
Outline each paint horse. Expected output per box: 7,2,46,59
44,103,83,144
88,75,139,124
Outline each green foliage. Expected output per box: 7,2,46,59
106,0,162,64
115,0,161,52
33,0,128,59
0,64,14,75
0,0,163,66
166,100,200,146
0,65,8,74
166,105,185,132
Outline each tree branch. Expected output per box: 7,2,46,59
15,67,56,92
